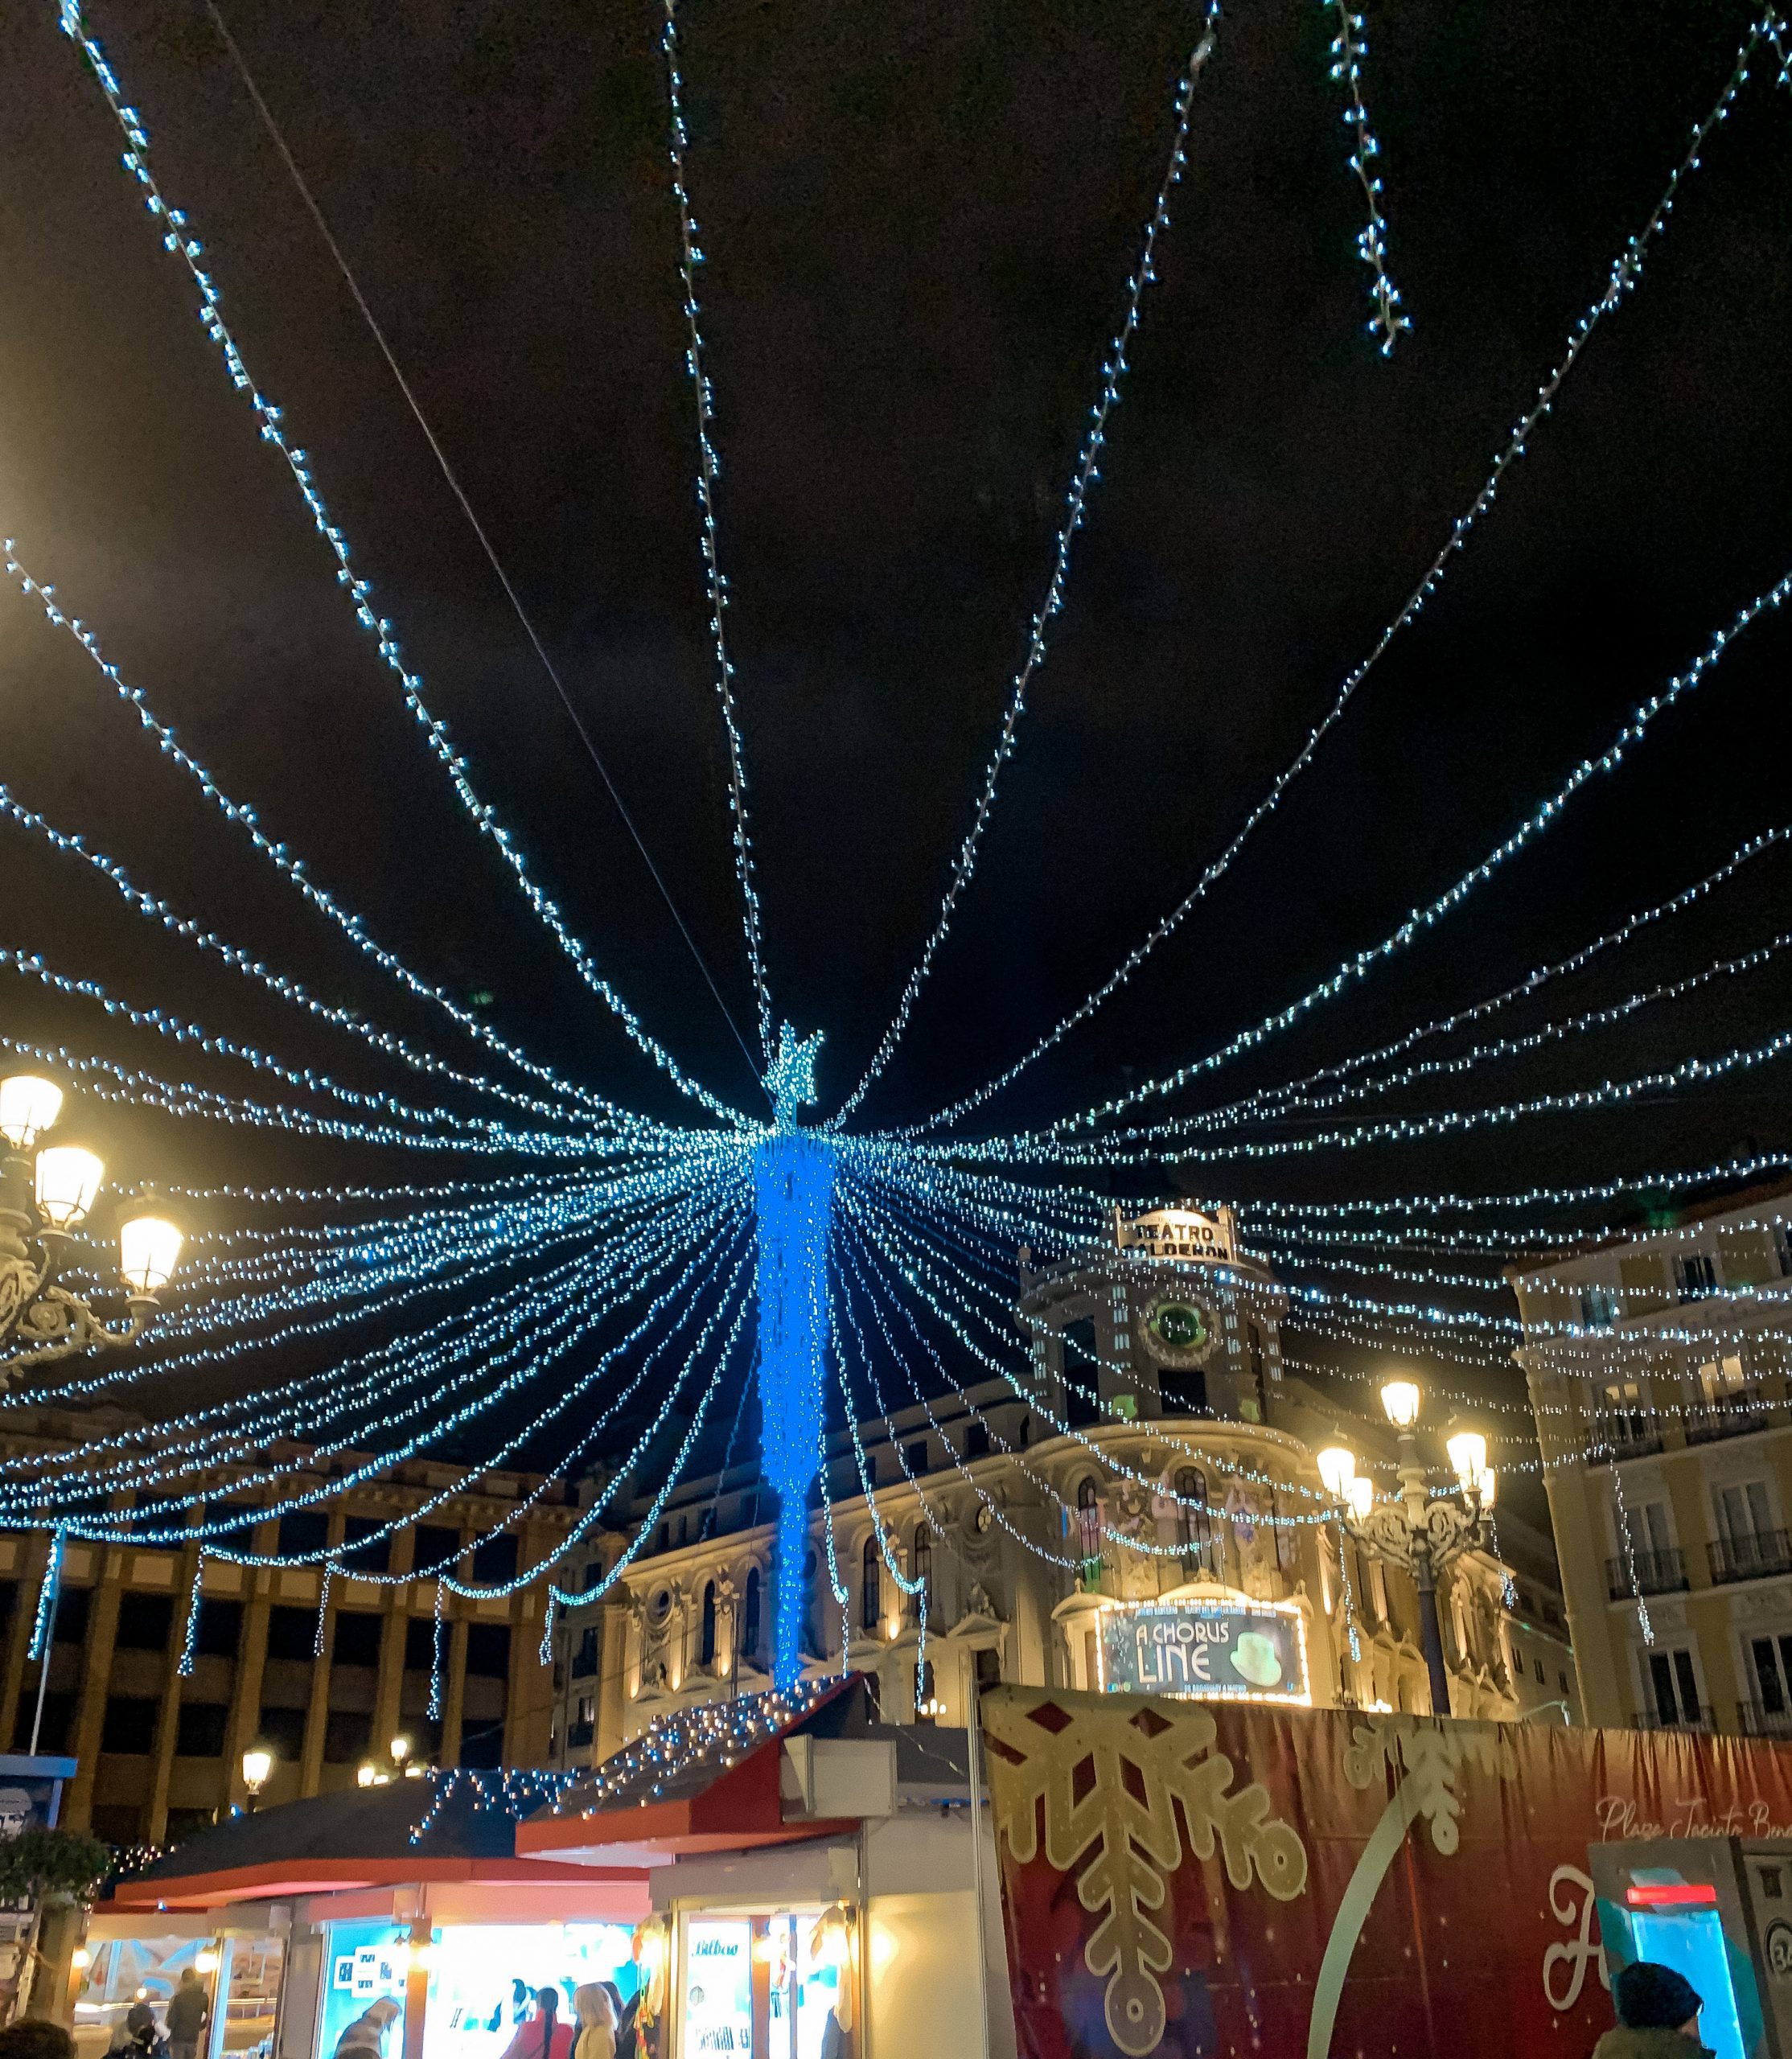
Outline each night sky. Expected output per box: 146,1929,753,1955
3,1,1791,1486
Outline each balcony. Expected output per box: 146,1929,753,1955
1708,1528,1792,1584
1685,1392,1774,1445
1593,1416,1663,1462
1737,1700,1792,1740
565,1720,594,1749
1634,1705,1715,1733
1606,1547,1688,1600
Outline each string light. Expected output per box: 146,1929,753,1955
51,12,749,1128
1322,1,1408,353
659,0,774,1059
831,2,1222,1124
907,18,1773,1137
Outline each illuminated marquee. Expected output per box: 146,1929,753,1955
1114,1204,1237,1264
1094,1595,1310,1705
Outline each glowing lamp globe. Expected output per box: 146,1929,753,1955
1316,1446,1357,1500
120,1212,183,1297
390,1733,412,1765
1445,1427,1488,1490
1479,1466,1498,1508
240,1745,273,1794
0,1075,63,1150
356,1763,377,1789
1346,1476,1375,1519
1379,1377,1421,1429
34,1146,104,1229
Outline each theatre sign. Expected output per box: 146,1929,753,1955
1094,1595,1310,1705
1113,1204,1237,1264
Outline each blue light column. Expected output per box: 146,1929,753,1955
754,1028,832,1690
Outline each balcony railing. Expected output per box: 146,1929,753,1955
1737,1699,1792,1740
565,1720,594,1750
1593,1416,1664,1461
1708,1528,1792,1584
1634,1704,1715,1733
1685,1392,1774,1445
1606,1547,1688,1600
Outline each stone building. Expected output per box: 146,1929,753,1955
1515,1181,1792,1734
0,1409,573,1842
553,1209,1572,1762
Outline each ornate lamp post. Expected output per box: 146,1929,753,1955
1317,1372,1497,1718
0,1074,184,1381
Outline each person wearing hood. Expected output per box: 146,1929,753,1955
333,1997,403,2059
1593,1962,1714,2059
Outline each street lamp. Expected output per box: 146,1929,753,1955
1321,1373,1496,1718
240,1745,273,1810
0,1074,184,1380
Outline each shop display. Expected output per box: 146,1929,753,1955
421,1924,639,2059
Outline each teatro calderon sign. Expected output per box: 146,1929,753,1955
1114,1205,1238,1264
1095,1596,1310,1706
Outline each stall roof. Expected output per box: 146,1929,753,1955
107,1769,640,1910
518,1679,975,1867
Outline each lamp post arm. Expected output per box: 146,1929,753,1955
1,1288,154,1382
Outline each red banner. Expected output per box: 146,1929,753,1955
980,1685,1792,2059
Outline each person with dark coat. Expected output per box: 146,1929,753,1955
1593,1962,1714,2059
166,1969,210,2059
107,2004,167,2059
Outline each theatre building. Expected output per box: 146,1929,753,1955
551,1208,1575,1764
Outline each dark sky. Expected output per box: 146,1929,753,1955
2,0,1790,1471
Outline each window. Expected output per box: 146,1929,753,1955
115,1593,175,1652
341,1519,391,1575
1580,1287,1619,1331
1675,1252,1720,1302
572,1625,599,1678
1560,1672,1571,1698
1751,1638,1792,1716
1535,1658,1545,1686
976,1646,1001,1690
175,1701,228,1757
742,1568,762,1659
332,1611,383,1668
195,1599,242,1659
52,1586,90,1646
914,1658,936,1718
1627,1499,1674,1559
913,1525,933,1609
412,1524,461,1575
1774,1221,1792,1278
1175,1468,1211,1556
1647,1647,1702,1727
861,1535,881,1632
1367,1559,1389,1624
964,1421,990,1461
701,1582,717,1667
1700,1354,1748,1400
265,1605,315,1662
101,1696,158,1753
465,1624,511,1679
277,1510,329,1558
1717,1481,1774,1544
903,1440,928,1477
471,1534,519,1584
257,1705,306,1760
323,1711,373,1765
403,1618,437,1671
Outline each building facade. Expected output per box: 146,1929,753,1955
1514,1183,1792,1735
0,1409,574,1843
553,1212,1573,1762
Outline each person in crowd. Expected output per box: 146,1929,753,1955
166,1968,211,2059
108,2004,166,2059
610,1986,639,2059
571,1983,616,2059
497,1987,572,2059
0,2023,76,2059
1593,1962,1712,2059
332,1997,401,2059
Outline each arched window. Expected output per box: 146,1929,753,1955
1019,1415,1032,1449
1077,1477,1099,1510
742,1567,762,1659
701,1580,717,1667
913,1525,932,1612
1175,1467,1210,1552
861,1535,882,1632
